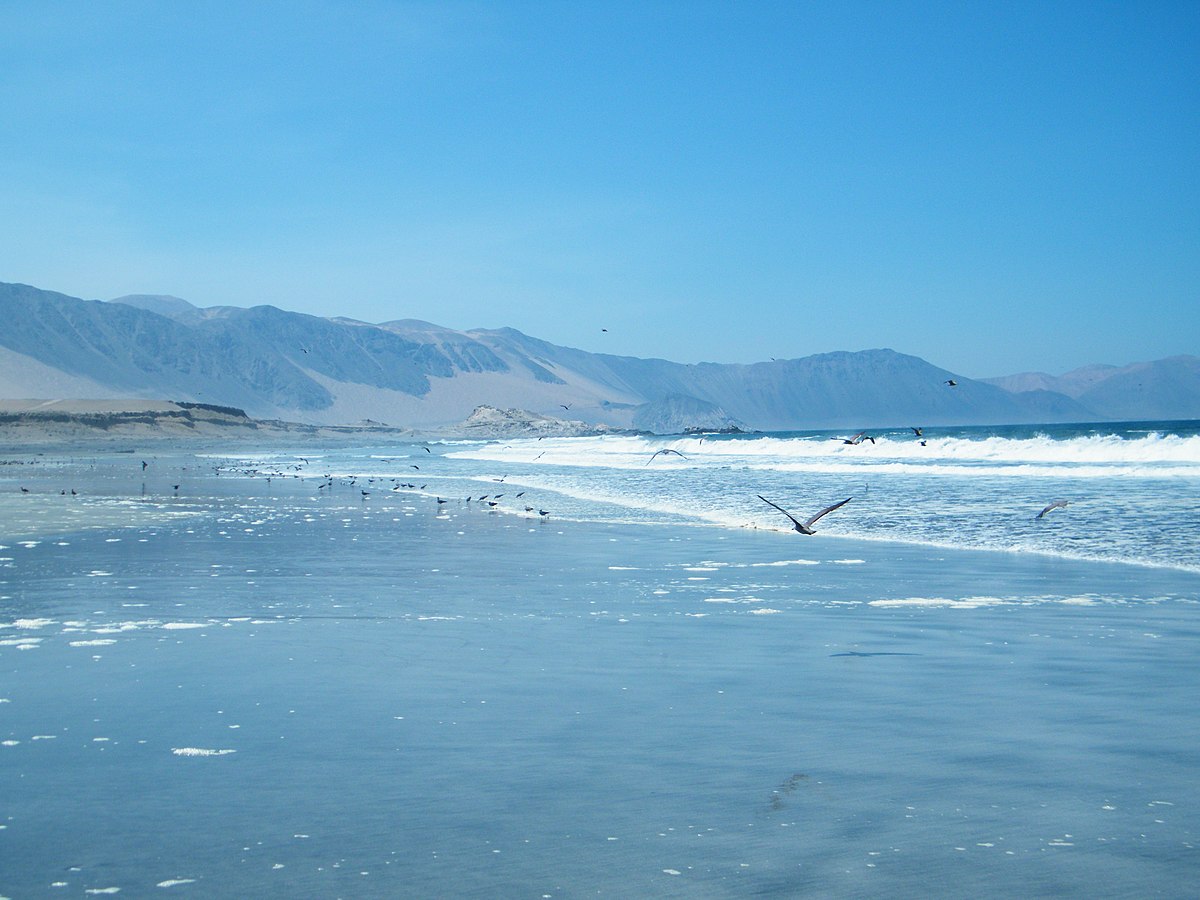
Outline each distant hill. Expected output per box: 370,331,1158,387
0,280,1189,431
983,356,1200,421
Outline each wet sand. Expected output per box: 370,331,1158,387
2,451,1199,897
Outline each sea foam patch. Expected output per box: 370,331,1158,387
171,748,236,757
868,596,1010,608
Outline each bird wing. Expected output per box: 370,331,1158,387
803,497,852,528
757,495,804,530
1036,500,1068,518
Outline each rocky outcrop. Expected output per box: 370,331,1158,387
458,405,626,438
631,394,745,434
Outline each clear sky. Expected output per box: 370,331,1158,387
1,1,1196,377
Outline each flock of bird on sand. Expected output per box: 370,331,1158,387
11,421,1073,531
9,372,1070,530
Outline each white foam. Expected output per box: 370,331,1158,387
156,879,196,888
172,747,236,757
160,622,208,630
869,596,1010,608
70,639,118,647
450,431,1200,475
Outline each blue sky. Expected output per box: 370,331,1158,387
1,1,1196,377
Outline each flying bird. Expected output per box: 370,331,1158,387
1036,499,1069,519
758,495,852,535
647,448,688,464
910,427,923,436
945,379,958,387
841,432,874,445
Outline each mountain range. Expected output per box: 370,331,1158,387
1,281,1196,431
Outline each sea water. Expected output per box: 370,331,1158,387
1,421,1198,897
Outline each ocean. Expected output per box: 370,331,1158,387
2,419,1198,897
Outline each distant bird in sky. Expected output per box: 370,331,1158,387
601,328,608,332
560,404,571,410
410,465,420,470
142,460,148,470
1036,499,1069,519
945,379,958,387
647,448,688,464
758,495,852,535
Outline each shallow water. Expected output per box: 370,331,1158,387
2,450,1199,897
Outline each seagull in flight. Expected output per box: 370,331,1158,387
646,448,688,464
758,495,852,535
1036,499,1069,519
945,379,958,387
841,432,874,445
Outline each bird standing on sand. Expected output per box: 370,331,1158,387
758,495,852,535
1036,499,1069,519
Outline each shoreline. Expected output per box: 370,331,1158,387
0,399,642,449
3,447,1198,605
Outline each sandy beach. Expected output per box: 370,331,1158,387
2,447,1198,897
